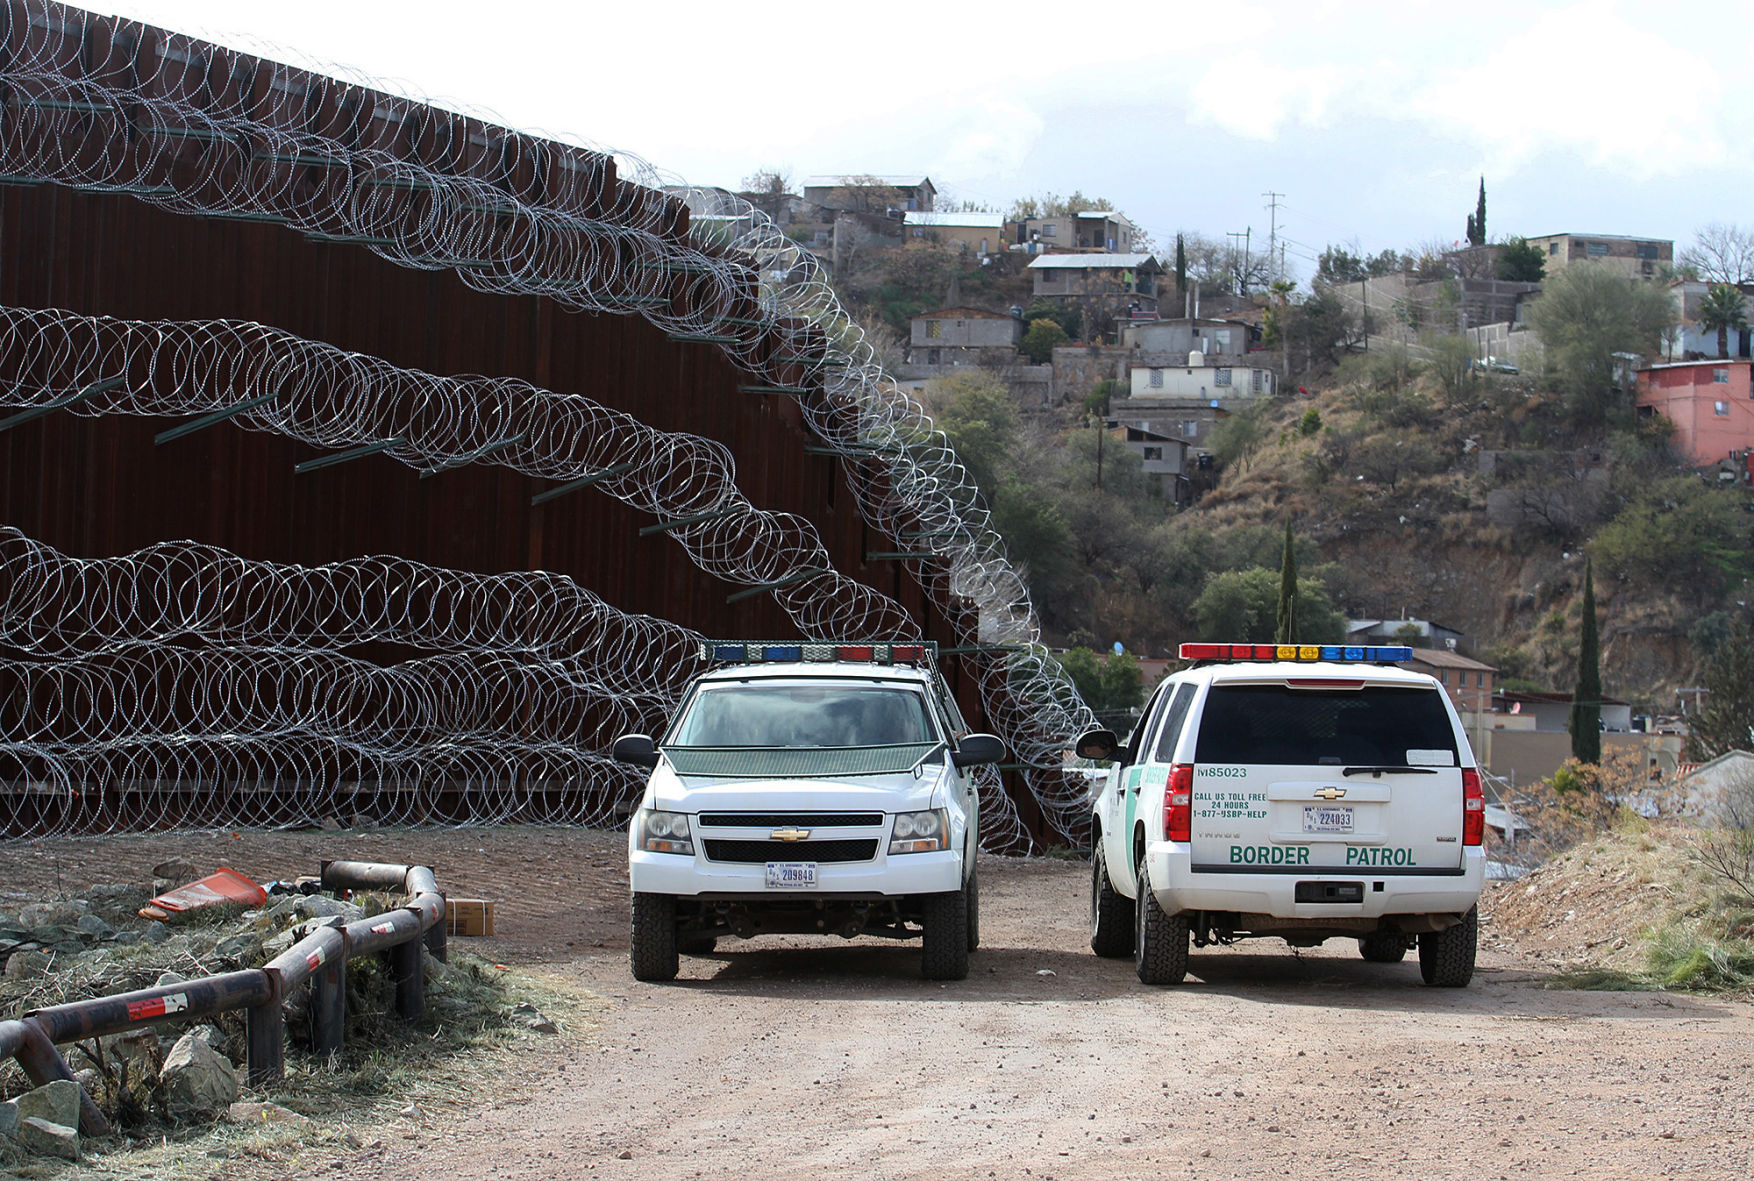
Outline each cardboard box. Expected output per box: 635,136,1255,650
445,898,495,937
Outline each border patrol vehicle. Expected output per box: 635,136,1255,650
613,641,1003,982
1078,643,1485,986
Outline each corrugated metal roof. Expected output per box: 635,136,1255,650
1027,253,1157,269
905,211,1004,228
802,174,933,189
1402,649,1497,672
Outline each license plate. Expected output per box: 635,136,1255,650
1302,806,1354,834
765,862,818,889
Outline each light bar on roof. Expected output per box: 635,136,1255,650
1179,643,1413,663
702,641,936,664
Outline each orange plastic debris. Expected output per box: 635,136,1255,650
139,866,268,921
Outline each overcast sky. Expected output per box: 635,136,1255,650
92,0,1753,284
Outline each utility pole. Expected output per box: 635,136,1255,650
1262,192,1283,285
1227,229,1251,294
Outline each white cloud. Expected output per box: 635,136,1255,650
1186,54,1343,140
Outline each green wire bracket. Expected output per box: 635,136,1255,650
866,552,936,561
419,431,527,479
738,384,813,396
154,390,280,445
638,506,742,537
725,566,832,604
530,460,638,506
294,436,406,474
0,376,126,432
666,333,742,345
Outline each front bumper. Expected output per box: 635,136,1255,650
629,846,964,898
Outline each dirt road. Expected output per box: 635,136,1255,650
7,827,1754,1180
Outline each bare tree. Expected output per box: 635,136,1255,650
1678,223,1754,284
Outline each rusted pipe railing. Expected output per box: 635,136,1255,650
1,859,450,1136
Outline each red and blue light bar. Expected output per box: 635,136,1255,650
1179,643,1413,663
703,641,935,664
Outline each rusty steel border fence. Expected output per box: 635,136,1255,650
0,859,448,1136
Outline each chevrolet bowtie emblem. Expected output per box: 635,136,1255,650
1314,787,1347,801
770,827,811,841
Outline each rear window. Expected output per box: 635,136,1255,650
1194,684,1458,767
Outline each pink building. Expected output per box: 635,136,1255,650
1636,360,1754,475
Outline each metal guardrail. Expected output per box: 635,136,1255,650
0,859,448,1136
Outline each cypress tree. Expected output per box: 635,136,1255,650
1569,559,1601,764
1175,234,1188,300
1275,520,1297,645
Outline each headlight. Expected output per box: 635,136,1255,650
888,808,948,855
639,810,694,855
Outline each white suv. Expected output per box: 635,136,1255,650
613,642,1003,982
1079,643,1485,986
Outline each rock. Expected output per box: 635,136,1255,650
19,901,83,927
103,1027,162,1073
190,1025,229,1055
422,949,451,984
16,1116,79,1160
156,970,187,987
160,1032,239,1120
226,1101,312,1128
142,922,172,944
213,932,263,964
85,882,147,909
295,895,363,922
14,1079,81,1130
4,949,50,979
75,914,115,940
511,1001,559,1034
0,1099,17,1139
152,858,198,881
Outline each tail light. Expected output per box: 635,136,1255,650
1165,764,1194,843
1462,768,1484,846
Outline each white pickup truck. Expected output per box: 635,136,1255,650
1079,643,1485,986
613,641,1004,982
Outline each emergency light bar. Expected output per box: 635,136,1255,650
1179,643,1413,664
701,641,936,665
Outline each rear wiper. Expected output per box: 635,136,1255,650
1342,765,1438,777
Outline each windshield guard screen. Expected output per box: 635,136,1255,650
1194,685,1459,767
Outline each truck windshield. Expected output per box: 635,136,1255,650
669,684,935,749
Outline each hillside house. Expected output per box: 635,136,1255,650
1636,359,1754,475
1113,424,1193,503
1525,233,1672,281
907,307,1024,367
903,211,1005,257
1495,690,1634,734
1126,355,1276,400
1346,618,1468,649
1667,281,1754,359
801,175,935,216
1402,648,1498,717
1030,254,1162,338
1122,318,1259,363
1015,211,1137,254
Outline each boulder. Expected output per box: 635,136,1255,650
75,914,115,940
0,1099,17,1139
226,1100,312,1128
160,1032,239,1120
13,1079,81,1130
3,949,50,980
102,1027,162,1074
152,857,198,881
19,901,85,927
15,1116,79,1161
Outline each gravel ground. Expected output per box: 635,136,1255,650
4,826,1753,1180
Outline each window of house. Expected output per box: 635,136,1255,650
1148,370,1163,388
1181,421,1199,437
1549,242,1559,255
1716,401,1731,416
1586,242,1610,257
928,348,940,365
1041,223,1057,237
1714,369,1729,383
1143,446,1162,461
1636,244,1659,260
1214,369,1233,387
1251,370,1264,393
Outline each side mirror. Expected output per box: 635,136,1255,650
611,734,659,768
1074,728,1126,763
950,733,1006,767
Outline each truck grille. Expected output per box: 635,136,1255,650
697,813,883,828
703,839,880,864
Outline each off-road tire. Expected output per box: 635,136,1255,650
1358,931,1410,963
965,868,981,953
921,886,971,980
1134,853,1189,985
1417,906,1478,987
1090,849,1133,958
630,892,679,982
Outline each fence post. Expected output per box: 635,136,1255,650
388,937,424,1020
310,959,346,1055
